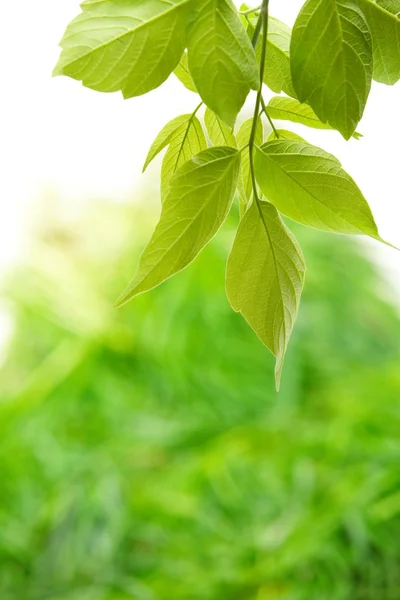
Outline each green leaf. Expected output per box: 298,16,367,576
267,129,306,142
204,108,237,148
161,116,207,199
254,140,380,238
226,201,305,389
187,0,259,127
356,0,400,84
267,97,362,139
53,0,190,98
143,112,207,200
248,15,296,97
375,0,400,15
174,52,197,93
116,147,240,306
290,0,373,139
237,117,263,212
267,97,338,131
264,17,296,97
143,115,193,172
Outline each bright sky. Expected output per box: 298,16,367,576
1,0,400,290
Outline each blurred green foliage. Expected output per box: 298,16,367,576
0,201,400,600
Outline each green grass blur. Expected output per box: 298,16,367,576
0,200,400,600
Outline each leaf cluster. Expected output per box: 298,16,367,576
54,0,400,388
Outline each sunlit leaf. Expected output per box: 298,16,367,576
187,0,259,127
161,116,207,199
267,97,338,131
226,201,305,389
356,0,400,84
143,115,193,171
204,108,237,148
53,0,190,97
116,147,240,305
143,113,207,201
174,52,197,93
248,14,296,97
267,97,362,139
291,0,372,139
255,140,380,238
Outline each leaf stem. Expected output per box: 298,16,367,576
261,95,280,138
240,4,262,16
192,101,203,118
249,0,269,208
247,0,286,391
251,14,263,48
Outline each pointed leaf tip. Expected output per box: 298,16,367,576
226,202,305,388
255,140,380,239
117,147,240,305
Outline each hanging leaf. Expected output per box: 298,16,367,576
248,14,296,97
54,0,400,393
174,52,197,93
204,108,237,148
267,97,339,131
116,147,240,305
187,0,259,127
356,0,400,84
160,117,207,199
144,115,193,171
54,0,191,97
143,113,207,200
255,140,380,239
291,0,373,139
226,201,305,389
267,97,362,139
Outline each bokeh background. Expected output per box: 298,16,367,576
1,1,400,599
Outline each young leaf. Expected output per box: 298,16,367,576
187,0,259,127
116,147,240,306
174,52,197,93
290,0,373,139
267,97,362,139
143,112,207,200
267,97,339,131
160,116,207,199
143,115,194,172
255,140,380,238
267,130,306,142
204,109,237,148
248,15,296,97
226,201,305,389
53,0,190,98
356,0,400,84
237,117,263,211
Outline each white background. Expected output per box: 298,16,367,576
1,0,399,287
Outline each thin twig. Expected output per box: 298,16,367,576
240,4,262,16
260,96,280,139
251,13,263,48
248,0,270,207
